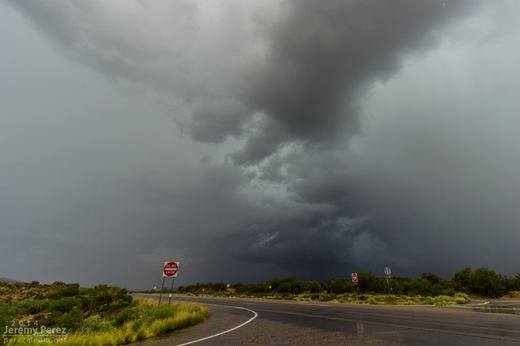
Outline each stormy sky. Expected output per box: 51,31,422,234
1,0,519,290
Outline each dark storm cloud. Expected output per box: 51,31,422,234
232,0,481,163
3,0,519,288
5,0,480,159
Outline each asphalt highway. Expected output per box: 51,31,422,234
133,294,520,345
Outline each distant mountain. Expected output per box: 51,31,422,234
0,277,23,284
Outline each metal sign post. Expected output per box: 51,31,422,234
384,267,392,295
352,273,359,303
167,277,176,307
158,277,166,307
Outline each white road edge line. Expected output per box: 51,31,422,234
176,303,258,345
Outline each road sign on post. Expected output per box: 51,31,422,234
384,267,393,295
159,261,180,307
163,262,179,277
352,273,359,303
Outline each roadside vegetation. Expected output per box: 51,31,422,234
176,290,472,306
165,267,520,304
0,281,208,345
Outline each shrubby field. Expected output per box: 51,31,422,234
0,281,208,345
170,267,520,301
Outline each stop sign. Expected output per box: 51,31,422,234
352,273,358,283
163,262,179,277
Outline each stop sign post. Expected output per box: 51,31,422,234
158,261,179,307
352,273,359,302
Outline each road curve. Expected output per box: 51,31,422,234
133,294,520,345
132,294,257,345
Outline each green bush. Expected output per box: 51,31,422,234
34,313,57,327
469,267,504,298
48,297,81,313
152,306,176,320
319,293,337,302
18,300,49,314
82,285,133,312
81,315,112,333
190,312,206,324
453,292,471,303
47,284,80,299
56,310,83,332
421,297,434,305
385,295,397,305
433,296,455,306
307,281,322,293
112,309,137,327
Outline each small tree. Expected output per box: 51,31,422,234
468,267,504,298
307,281,322,293
421,272,442,285
452,267,472,292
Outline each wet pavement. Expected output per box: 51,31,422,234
133,294,520,345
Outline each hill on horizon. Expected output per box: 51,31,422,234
0,277,23,284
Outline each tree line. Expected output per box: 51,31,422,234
175,267,520,298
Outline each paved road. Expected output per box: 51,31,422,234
133,294,520,345
471,299,520,315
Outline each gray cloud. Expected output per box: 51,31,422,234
2,0,519,289
232,0,482,163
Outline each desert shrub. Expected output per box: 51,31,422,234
310,293,322,300
82,285,132,312
326,278,348,294
469,267,505,298
385,295,397,305
433,295,455,306
307,281,322,293
452,267,472,292
445,288,456,296
453,292,471,303
366,296,379,304
319,293,337,302
112,309,137,327
189,311,206,324
47,284,80,299
421,297,434,305
48,297,81,313
33,314,56,327
454,297,467,304
81,315,111,333
22,300,49,314
56,310,83,332
152,306,176,320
